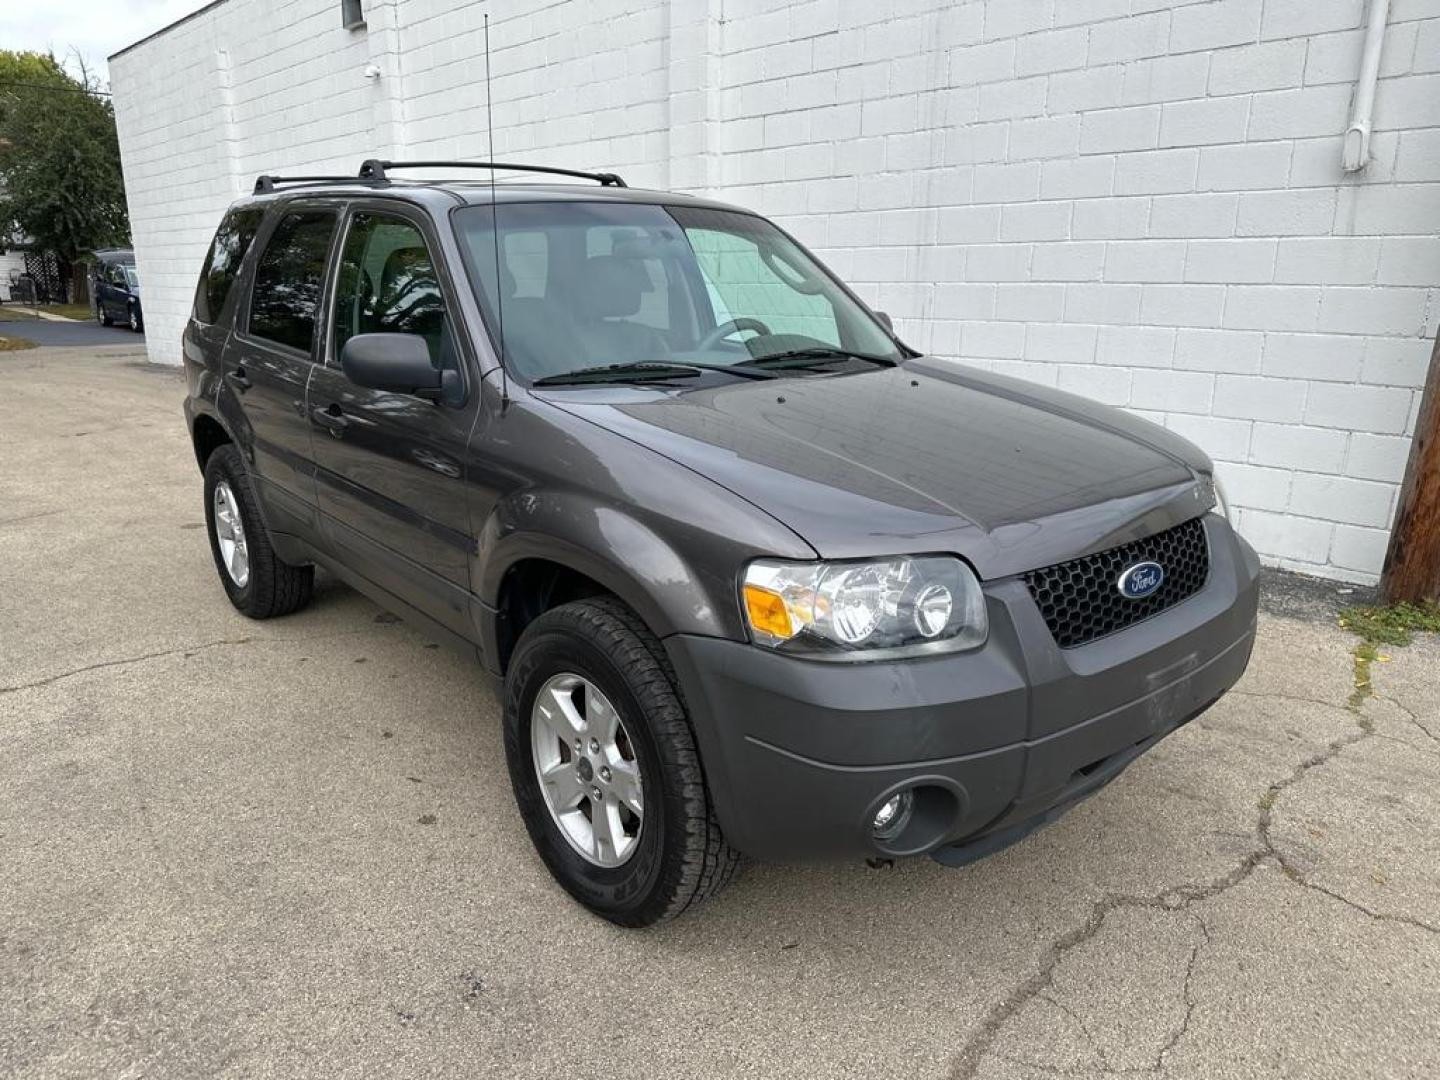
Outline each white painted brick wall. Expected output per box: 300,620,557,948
110,0,1440,584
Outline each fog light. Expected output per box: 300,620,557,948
872,791,915,841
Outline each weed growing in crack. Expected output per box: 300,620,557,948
1338,600,1440,708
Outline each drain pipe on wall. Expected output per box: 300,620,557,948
1343,0,1392,171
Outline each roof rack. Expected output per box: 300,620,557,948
252,159,628,197
358,159,627,187
253,174,364,195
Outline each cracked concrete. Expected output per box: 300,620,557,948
3,346,1439,1079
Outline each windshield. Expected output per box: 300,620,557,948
123,266,139,288
455,202,899,382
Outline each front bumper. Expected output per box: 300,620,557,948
664,515,1260,862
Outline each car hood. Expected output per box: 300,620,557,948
540,357,1213,578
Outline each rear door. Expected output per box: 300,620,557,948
306,202,479,636
225,202,340,538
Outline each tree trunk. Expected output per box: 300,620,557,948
1381,331,1440,603
71,262,90,307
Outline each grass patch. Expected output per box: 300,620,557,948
1338,600,1440,707
1338,600,1440,647
0,303,95,322
0,334,38,351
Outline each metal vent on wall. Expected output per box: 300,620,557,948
341,0,365,30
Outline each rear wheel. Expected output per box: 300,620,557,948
503,597,739,926
97,304,111,327
203,444,313,618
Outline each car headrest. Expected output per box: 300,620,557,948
379,246,433,304
574,255,650,320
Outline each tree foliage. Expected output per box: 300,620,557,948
0,51,129,267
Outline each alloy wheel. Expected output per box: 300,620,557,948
530,672,644,867
212,480,250,587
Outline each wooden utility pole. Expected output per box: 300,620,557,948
1381,331,1440,603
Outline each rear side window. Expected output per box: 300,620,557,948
247,210,338,353
194,208,264,324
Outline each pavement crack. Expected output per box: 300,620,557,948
1041,991,1113,1073
0,637,254,694
1153,919,1207,1072
1375,692,1440,748
0,508,64,528
949,853,1263,1080
952,685,1381,1080
1226,688,1354,712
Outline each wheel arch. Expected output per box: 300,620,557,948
477,504,741,675
190,411,233,472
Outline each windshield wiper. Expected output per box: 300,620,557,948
739,347,898,372
532,360,776,386
532,362,708,386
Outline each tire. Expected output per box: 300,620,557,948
202,444,313,619
503,597,740,927
128,306,142,333
97,304,111,327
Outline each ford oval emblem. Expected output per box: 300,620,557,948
1117,561,1164,599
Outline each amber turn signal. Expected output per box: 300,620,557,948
742,583,794,640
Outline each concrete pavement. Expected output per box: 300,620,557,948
2,345,1437,1079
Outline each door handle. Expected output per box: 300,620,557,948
227,365,251,390
311,402,350,437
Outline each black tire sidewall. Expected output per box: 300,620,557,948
504,619,675,923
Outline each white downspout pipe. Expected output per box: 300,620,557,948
1343,0,1391,171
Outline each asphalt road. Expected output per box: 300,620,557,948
3,345,1438,1079
0,315,144,347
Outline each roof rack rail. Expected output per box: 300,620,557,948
253,174,366,195
357,159,627,187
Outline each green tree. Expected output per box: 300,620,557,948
0,51,129,301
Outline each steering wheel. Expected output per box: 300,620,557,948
697,317,771,353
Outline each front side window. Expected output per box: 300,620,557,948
332,211,456,372
194,207,264,324
455,201,897,382
123,266,140,289
248,209,338,353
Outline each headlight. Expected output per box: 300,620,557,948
1206,474,1232,524
742,556,987,659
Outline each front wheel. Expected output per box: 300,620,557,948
202,444,313,618
503,598,740,926
128,306,142,333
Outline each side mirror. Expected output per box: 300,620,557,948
340,333,442,399
875,310,894,331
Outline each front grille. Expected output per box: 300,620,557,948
1022,517,1210,649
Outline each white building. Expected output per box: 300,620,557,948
109,0,1439,584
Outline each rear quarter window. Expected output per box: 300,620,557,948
194,207,265,325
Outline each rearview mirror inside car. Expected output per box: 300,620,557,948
340,333,442,399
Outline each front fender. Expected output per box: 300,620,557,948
475,489,739,647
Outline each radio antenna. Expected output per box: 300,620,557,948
484,12,508,403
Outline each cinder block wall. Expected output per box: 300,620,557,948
111,0,1440,583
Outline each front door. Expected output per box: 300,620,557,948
306,204,478,637
224,205,340,537
99,264,125,319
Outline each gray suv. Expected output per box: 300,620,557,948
183,160,1259,926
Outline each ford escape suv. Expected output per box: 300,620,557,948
183,159,1259,926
